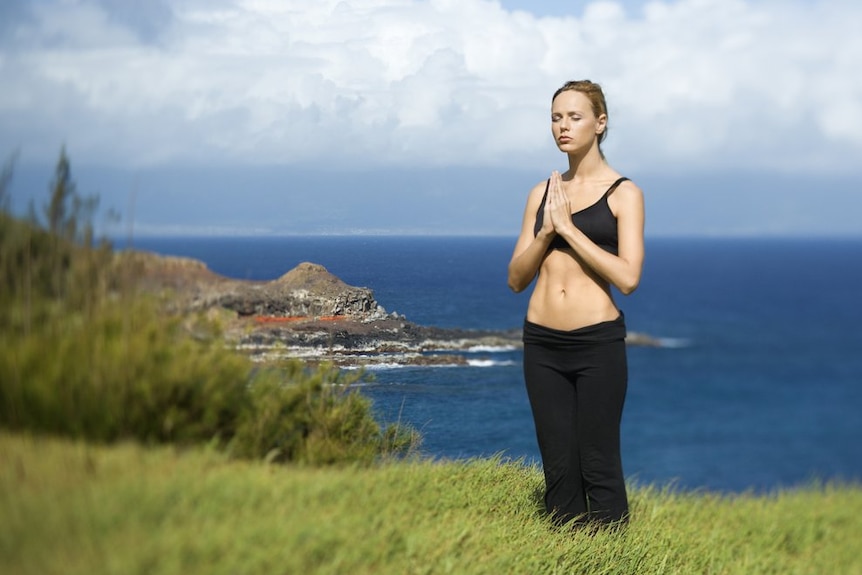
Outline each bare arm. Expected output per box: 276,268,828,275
549,171,645,295
507,181,555,293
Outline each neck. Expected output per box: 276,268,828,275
564,145,606,181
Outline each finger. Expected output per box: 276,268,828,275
551,175,566,206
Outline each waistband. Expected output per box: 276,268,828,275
522,312,627,347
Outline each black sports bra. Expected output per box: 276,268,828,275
533,177,629,255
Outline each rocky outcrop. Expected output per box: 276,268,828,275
218,262,386,319
120,249,662,367
118,252,388,319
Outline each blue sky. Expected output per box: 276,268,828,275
1,0,861,237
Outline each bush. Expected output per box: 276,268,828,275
0,300,420,464
0,286,419,464
0,150,420,465
0,297,248,444
232,362,421,465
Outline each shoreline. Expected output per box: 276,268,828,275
122,249,663,368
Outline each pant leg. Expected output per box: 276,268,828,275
524,338,629,526
576,339,629,524
523,342,586,524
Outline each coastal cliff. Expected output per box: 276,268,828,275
120,250,661,367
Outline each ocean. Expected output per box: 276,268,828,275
124,235,862,493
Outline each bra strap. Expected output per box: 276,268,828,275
604,177,630,198
537,178,551,210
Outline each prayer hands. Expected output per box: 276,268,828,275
546,171,574,236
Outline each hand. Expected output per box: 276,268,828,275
547,171,573,235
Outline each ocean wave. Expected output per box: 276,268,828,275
351,362,416,371
465,345,519,353
344,357,520,370
466,358,518,368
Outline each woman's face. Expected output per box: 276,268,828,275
550,90,606,153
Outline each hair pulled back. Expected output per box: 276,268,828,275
552,80,609,150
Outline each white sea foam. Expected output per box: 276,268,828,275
354,357,520,370
465,345,518,353
466,358,518,368
354,362,411,371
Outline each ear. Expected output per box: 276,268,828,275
595,113,608,136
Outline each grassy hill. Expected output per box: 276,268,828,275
3,433,860,575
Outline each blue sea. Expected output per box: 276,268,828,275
125,235,862,493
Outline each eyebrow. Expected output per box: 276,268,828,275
551,110,584,117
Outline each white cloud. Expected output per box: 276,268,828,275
1,0,860,173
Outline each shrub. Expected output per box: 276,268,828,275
0,296,248,444
232,362,421,465
0,150,420,465
0,288,419,464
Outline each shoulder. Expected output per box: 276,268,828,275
522,178,549,208
608,178,644,215
528,180,550,202
613,178,644,202
530,178,549,196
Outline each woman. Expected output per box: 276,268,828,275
508,80,644,527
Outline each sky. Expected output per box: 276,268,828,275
1,0,861,237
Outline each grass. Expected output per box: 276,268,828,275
2,433,860,575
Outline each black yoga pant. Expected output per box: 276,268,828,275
523,315,629,526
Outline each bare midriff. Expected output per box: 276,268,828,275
526,247,619,331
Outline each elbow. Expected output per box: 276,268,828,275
614,260,643,296
617,276,640,296
507,276,526,293
507,267,530,293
